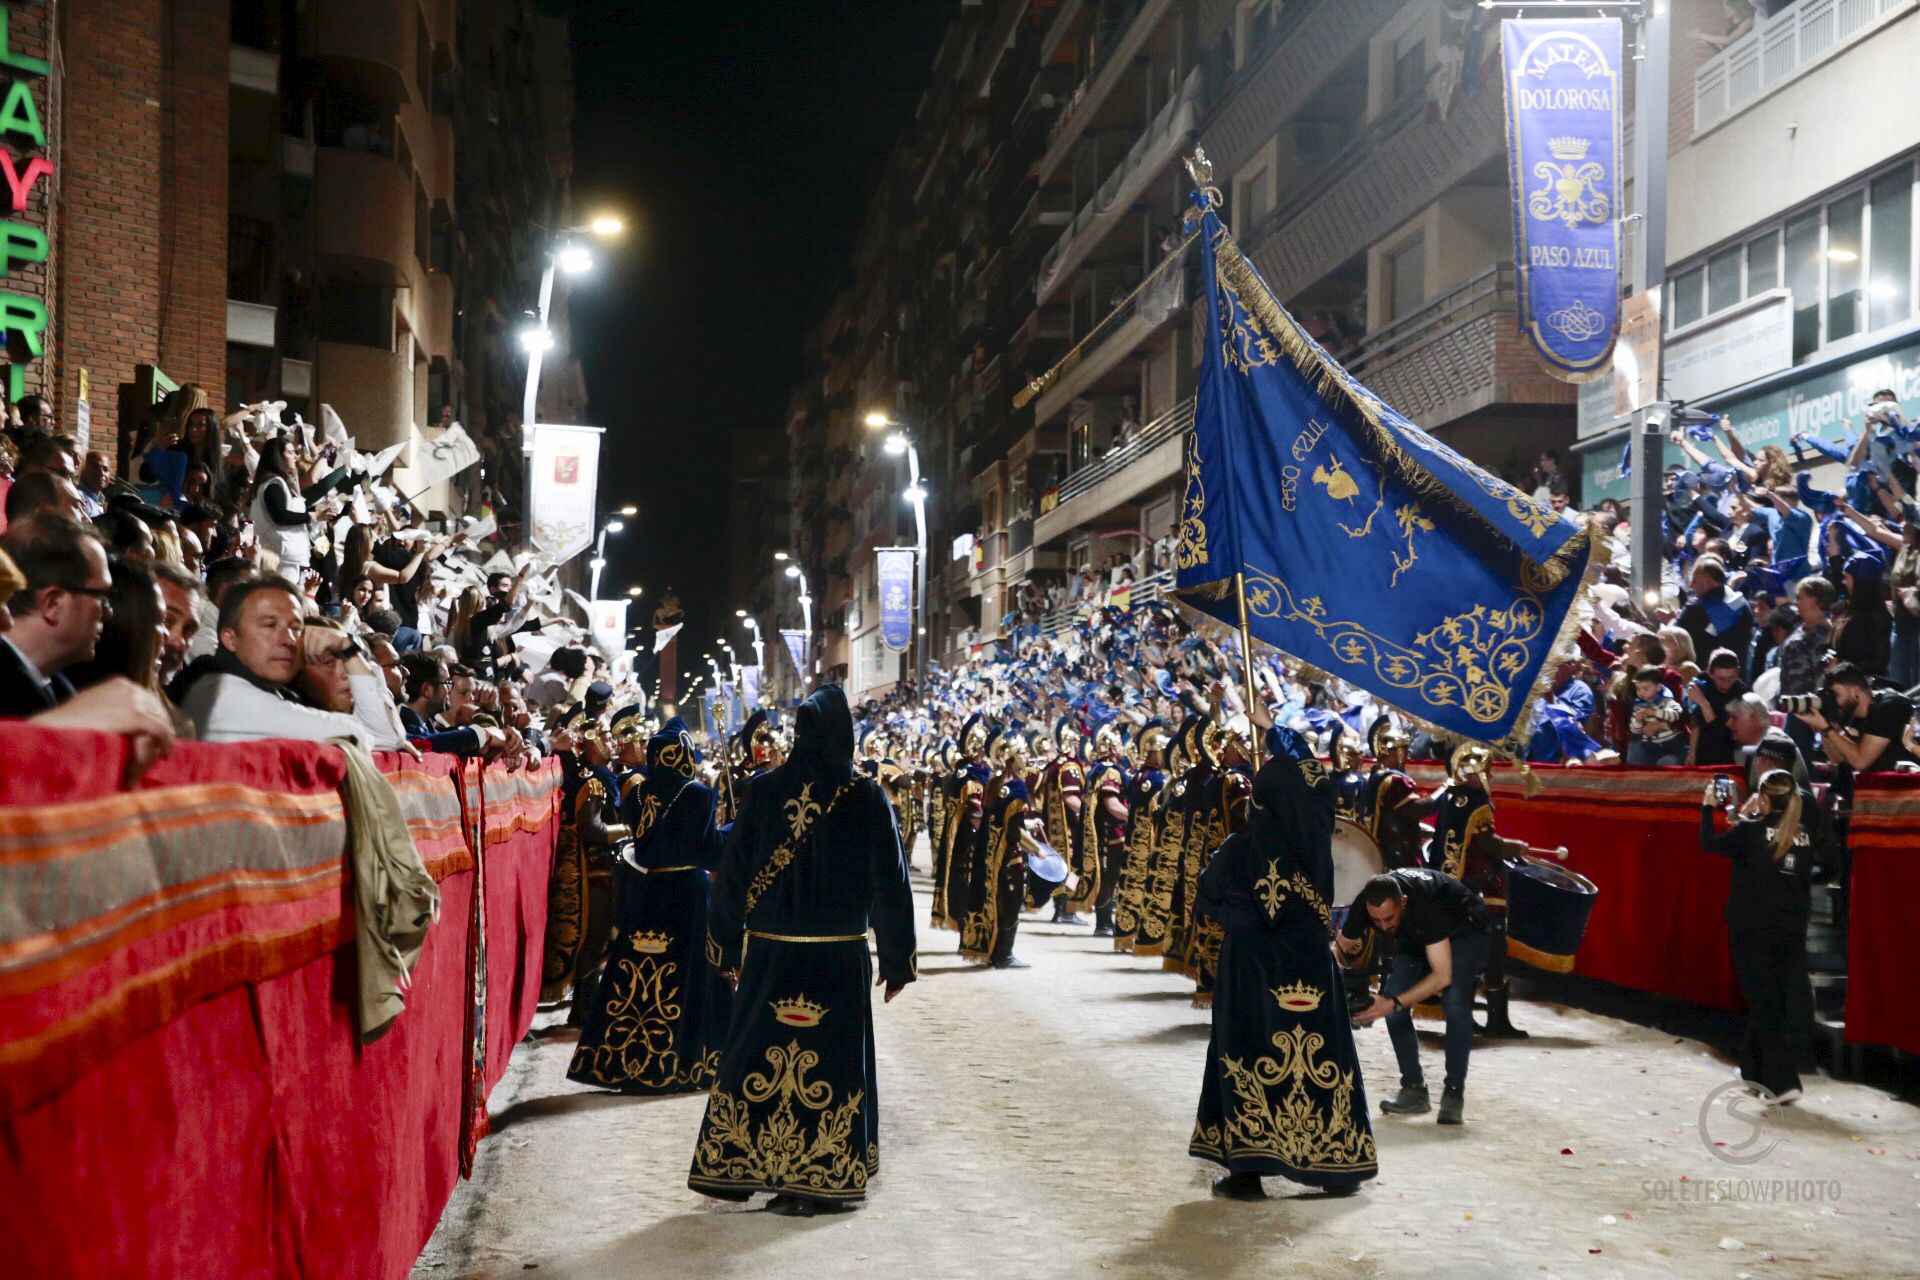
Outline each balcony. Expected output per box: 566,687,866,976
1033,246,1188,424
314,340,412,449
1241,86,1504,305
1200,0,1392,172
1035,64,1202,308
1694,0,1911,133
310,0,414,105
1033,397,1193,548
1345,265,1576,432
315,147,416,288
1035,0,1176,187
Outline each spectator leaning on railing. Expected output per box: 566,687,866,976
176,575,400,749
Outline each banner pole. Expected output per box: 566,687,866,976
1233,571,1263,768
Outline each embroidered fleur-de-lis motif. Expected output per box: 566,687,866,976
784,783,822,844
1254,858,1288,919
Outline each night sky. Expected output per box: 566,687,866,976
556,0,952,655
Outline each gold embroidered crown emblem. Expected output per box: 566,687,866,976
629,931,672,955
1547,135,1590,161
770,995,827,1027
1272,980,1323,1013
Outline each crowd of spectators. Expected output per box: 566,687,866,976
0,386,630,780
864,408,1920,809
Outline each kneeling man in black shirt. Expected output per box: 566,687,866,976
1338,868,1492,1126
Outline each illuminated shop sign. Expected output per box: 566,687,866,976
0,5,49,401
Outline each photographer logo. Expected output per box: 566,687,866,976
1699,1079,1780,1165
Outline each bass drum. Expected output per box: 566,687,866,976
1330,817,1386,917
1506,854,1599,974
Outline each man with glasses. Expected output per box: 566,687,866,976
398,652,508,756
0,515,113,714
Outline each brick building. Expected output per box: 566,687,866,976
5,0,576,521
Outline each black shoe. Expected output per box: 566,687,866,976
1379,1084,1431,1116
1437,1085,1465,1125
991,955,1031,970
1055,912,1089,926
1478,988,1530,1039
1210,1173,1266,1201
766,1194,813,1217
1093,922,1116,937
1094,905,1116,936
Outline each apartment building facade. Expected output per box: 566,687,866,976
1574,0,1920,504
0,0,573,521
779,0,1595,685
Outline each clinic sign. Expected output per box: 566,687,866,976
0,5,50,402
1578,326,1920,504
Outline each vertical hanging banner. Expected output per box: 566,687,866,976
587,598,628,658
741,664,763,710
528,424,603,561
876,546,915,653
780,629,807,679
1502,18,1624,382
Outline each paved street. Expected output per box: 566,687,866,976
418,845,1920,1280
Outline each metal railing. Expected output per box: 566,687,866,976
1346,264,1514,378
1053,397,1195,506
1033,569,1176,639
1695,0,1909,131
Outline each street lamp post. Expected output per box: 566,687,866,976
521,214,626,452
865,413,929,696
736,610,766,702
781,560,815,680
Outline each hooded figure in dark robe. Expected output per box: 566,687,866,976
1189,726,1379,1199
688,684,918,1215
567,717,731,1094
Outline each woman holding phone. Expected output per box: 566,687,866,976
1698,769,1815,1104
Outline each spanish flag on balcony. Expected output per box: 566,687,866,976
1172,169,1597,752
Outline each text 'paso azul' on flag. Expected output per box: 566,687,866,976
1173,194,1596,749
1502,17,1624,381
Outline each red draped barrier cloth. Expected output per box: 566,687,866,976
1406,763,1746,1012
1842,775,1920,1054
0,726,559,1280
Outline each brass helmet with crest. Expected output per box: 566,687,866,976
1331,730,1363,772
1369,715,1410,760
1092,719,1125,759
1449,740,1492,785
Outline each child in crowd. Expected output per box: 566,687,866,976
1627,665,1688,766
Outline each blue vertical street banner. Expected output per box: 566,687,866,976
741,664,762,710
1173,190,1595,750
1502,18,1623,381
780,629,807,679
876,547,915,653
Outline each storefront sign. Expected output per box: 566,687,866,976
1502,17,1624,381
0,6,50,402
1578,325,1920,503
1664,291,1794,407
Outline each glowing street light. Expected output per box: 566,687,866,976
519,325,555,354
627,586,644,598
588,213,626,239
557,243,594,275
618,504,638,517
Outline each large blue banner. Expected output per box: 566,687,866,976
1502,18,1623,381
877,547,915,653
1174,194,1595,750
